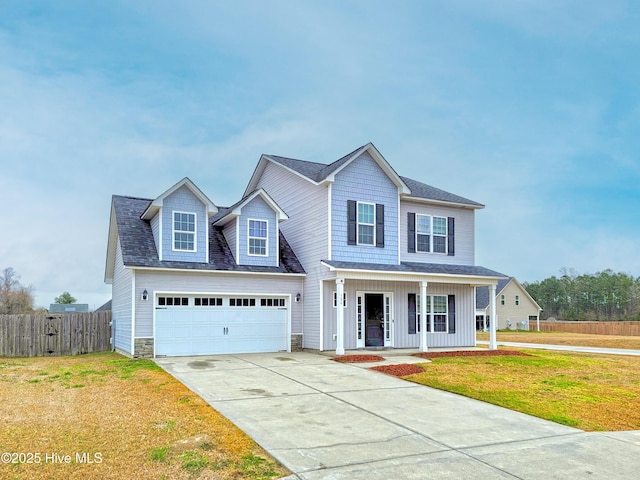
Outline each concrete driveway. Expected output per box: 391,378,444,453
156,352,640,479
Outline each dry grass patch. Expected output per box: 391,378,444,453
403,349,640,432
0,352,288,480
477,331,640,350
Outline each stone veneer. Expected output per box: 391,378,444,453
134,338,154,358
291,334,303,352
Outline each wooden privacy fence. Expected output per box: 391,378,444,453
538,320,640,336
0,311,112,357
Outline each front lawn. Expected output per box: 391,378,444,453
402,349,640,431
477,330,640,350
0,352,288,480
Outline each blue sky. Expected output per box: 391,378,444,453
1,1,639,309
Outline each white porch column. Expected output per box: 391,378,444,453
489,283,497,350
336,278,345,356
419,281,428,352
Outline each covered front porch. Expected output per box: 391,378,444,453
320,260,505,355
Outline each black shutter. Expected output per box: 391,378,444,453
447,217,455,256
408,212,416,253
375,204,384,248
408,293,417,334
347,200,357,245
448,294,456,334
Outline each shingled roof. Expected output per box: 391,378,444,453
111,195,305,274
264,144,483,207
475,277,512,309
322,260,506,278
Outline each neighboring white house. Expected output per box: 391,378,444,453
105,143,505,357
476,277,542,331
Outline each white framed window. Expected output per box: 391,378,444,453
357,202,375,246
432,295,448,332
515,295,520,306
173,211,196,251
415,215,447,254
333,291,347,308
248,219,268,256
432,217,447,254
416,215,431,253
501,294,505,305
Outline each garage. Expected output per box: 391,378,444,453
154,295,289,356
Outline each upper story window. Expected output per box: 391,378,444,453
501,294,505,305
173,212,196,251
248,219,268,256
515,295,520,306
357,202,375,246
415,215,447,254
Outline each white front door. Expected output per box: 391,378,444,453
355,292,393,349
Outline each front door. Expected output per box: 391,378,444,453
356,292,393,348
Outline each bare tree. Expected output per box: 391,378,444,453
0,267,35,314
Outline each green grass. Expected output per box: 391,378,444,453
405,349,640,431
150,446,171,462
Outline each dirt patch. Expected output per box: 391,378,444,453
370,364,425,376
332,354,385,363
414,350,532,359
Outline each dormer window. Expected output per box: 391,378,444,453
173,211,196,251
248,219,268,256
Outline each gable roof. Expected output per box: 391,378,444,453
475,277,542,311
212,188,288,227
105,195,304,280
140,177,218,221
245,143,483,208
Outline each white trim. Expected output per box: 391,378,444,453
158,207,163,261
319,279,324,351
320,261,501,285
131,273,136,355
131,266,305,277
276,222,280,267
247,218,269,257
213,188,289,227
336,278,345,355
172,210,197,253
355,290,394,348
327,183,332,260
415,214,448,255
235,217,240,265
356,201,376,246
397,193,401,265
141,177,218,220
152,290,292,358
401,195,484,210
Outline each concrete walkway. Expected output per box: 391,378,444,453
477,340,640,356
156,352,640,479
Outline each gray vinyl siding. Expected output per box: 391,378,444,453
112,237,133,354
162,186,208,263
222,219,237,263
400,201,475,265
255,161,330,349
237,196,278,266
322,279,476,350
331,152,399,264
150,212,161,257
133,270,304,338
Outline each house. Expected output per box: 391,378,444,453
105,143,504,358
476,277,542,331
49,303,89,313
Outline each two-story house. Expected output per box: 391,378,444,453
105,143,504,357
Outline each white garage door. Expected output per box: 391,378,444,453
155,295,288,356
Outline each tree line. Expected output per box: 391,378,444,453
524,269,640,321
1,267,77,314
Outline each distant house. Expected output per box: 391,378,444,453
476,277,542,331
49,303,89,313
96,300,112,312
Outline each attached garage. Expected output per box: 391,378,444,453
154,294,289,357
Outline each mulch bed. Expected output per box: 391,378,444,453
332,354,385,363
413,350,532,359
370,364,425,377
